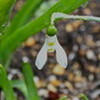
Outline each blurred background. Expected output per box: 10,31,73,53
1,0,100,100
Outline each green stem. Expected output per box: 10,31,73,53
51,12,100,24
0,64,17,100
22,63,40,100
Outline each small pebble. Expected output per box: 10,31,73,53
24,37,36,47
65,24,74,32
72,97,79,100
52,64,65,75
83,8,92,15
34,77,46,88
64,81,74,90
47,84,57,92
49,75,61,86
86,50,96,60
38,89,48,97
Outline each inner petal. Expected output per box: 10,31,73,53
46,35,57,52
47,42,56,52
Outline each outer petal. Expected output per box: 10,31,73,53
56,42,68,68
35,43,47,70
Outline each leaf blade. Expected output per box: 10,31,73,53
22,63,40,100
4,0,43,36
0,64,17,100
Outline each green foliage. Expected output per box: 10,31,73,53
22,63,40,100
11,80,28,98
79,94,89,100
58,96,68,100
0,63,40,100
0,0,15,32
4,0,43,36
58,94,89,100
11,63,40,100
0,64,17,100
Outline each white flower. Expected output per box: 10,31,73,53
35,35,68,70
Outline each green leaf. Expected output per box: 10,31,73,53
59,96,68,100
4,0,43,37
11,80,28,99
79,94,89,100
0,64,17,100
0,0,88,67
22,63,40,100
0,0,16,32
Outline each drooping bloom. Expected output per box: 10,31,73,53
35,35,67,70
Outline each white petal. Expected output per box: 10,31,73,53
35,43,47,70
56,42,68,68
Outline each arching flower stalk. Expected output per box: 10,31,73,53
35,35,67,70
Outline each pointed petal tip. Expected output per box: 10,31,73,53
59,60,68,68
35,61,43,70
37,66,43,70
61,62,68,68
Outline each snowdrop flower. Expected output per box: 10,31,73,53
35,35,67,70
